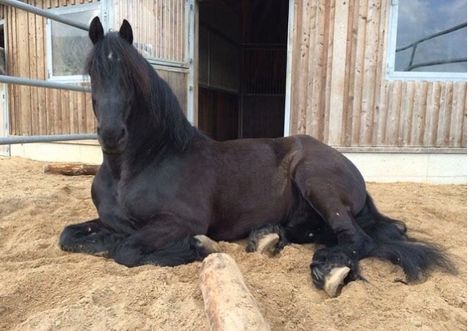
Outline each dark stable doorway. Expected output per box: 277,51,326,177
198,0,288,140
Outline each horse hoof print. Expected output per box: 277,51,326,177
323,266,351,297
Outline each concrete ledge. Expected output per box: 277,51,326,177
344,153,467,184
8,142,467,184
10,141,103,165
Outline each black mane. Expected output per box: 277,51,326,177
85,32,196,153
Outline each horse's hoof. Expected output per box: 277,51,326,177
255,233,280,255
194,235,222,256
323,266,351,297
310,248,359,297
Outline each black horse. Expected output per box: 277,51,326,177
60,17,453,294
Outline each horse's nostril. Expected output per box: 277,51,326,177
119,128,126,139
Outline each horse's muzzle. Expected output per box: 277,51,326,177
98,126,128,154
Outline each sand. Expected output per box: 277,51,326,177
0,157,466,331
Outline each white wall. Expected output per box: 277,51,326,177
10,141,102,165
344,153,467,184
9,142,467,184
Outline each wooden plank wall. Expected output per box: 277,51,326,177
290,0,467,149
6,0,188,136
114,0,188,113
4,0,96,136
113,0,186,63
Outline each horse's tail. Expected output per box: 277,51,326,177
360,194,456,281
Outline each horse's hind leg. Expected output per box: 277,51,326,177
293,172,375,296
59,219,124,257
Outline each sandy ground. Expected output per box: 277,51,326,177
0,157,466,331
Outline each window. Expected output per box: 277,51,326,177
46,4,101,82
387,0,467,80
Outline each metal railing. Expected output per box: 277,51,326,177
396,22,467,72
0,0,96,145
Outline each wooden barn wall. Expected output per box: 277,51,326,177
113,0,186,63
6,0,188,136
290,0,467,149
5,0,97,136
114,0,188,111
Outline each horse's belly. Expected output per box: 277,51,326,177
208,189,294,241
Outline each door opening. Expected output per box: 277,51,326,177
198,0,289,140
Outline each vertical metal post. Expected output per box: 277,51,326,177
284,0,295,137
186,0,196,126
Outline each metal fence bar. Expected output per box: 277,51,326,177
395,22,467,72
0,0,96,147
0,134,97,145
0,0,89,31
396,22,467,52
407,57,467,72
0,75,91,92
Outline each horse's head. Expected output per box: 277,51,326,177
87,17,136,155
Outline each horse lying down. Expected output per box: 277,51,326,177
59,17,455,297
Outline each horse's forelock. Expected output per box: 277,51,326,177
86,33,151,96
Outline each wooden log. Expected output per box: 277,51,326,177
200,253,271,331
43,163,99,176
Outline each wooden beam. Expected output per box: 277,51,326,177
327,0,349,146
200,253,271,331
43,163,99,176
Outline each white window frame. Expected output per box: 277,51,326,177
45,2,107,83
386,0,467,82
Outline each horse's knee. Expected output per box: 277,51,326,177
112,246,143,267
111,236,207,267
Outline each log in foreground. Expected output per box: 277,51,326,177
44,163,99,176
200,253,271,331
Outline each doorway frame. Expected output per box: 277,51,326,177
192,0,295,138
0,19,9,156
283,0,295,137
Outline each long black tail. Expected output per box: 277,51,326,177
359,194,456,281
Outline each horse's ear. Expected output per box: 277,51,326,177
119,19,133,45
89,16,104,44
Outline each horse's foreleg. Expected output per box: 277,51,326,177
59,219,124,257
109,216,216,267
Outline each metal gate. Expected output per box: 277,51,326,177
0,0,195,150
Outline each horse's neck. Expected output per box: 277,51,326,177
102,154,126,180
102,130,168,181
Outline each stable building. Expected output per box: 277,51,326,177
0,0,467,183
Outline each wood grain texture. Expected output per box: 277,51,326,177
200,253,271,331
4,1,97,135
1,0,467,149
290,0,467,149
